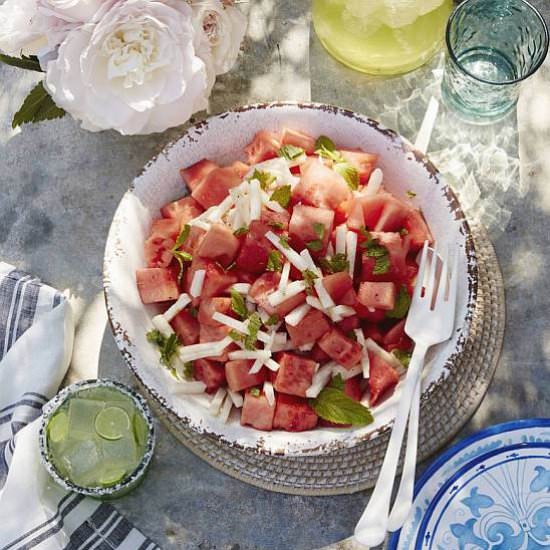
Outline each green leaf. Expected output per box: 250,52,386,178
244,313,262,350
183,362,194,380
302,269,318,292
146,329,181,372
268,220,284,230
386,286,411,319
319,253,349,274
249,169,276,191
270,185,291,208
306,239,323,252
361,229,391,275
346,330,358,341
265,314,279,326
250,388,261,397
172,250,193,283
314,135,336,152
174,224,190,249
392,349,412,368
330,373,345,390
335,162,359,191
312,222,325,239
267,250,283,272
188,306,198,318
278,144,305,161
399,228,409,237
278,234,291,249
0,53,43,72
310,387,373,426
229,329,244,344
12,81,65,129
233,226,249,237
406,190,417,198
231,288,248,319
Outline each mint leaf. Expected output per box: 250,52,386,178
146,329,180,373
314,135,336,152
172,250,192,283
311,387,373,426
278,234,291,249
319,253,349,274
250,388,261,397
174,224,190,249
244,313,262,350
268,221,284,230
249,169,276,191
406,190,417,198
334,162,359,191
313,222,325,239
278,144,305,161
12,81,65,129
231,288,248,319
330,373,345,390
392,349,412,368
267,250,283,272
265,314,279,326
361,229,391,275
386,286,411,319
183,361,194,380
270,185,291,208
0,53,43,72
234,226,249,237
301,269,318,294
306,239,323,252
188,306,198,318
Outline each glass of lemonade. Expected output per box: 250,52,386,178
312,0,453,75
39,379,155,499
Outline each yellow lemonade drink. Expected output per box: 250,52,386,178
312,0,453,75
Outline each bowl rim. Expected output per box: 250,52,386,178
103,100,478,456
38,378,156,497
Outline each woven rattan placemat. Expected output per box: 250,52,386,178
146,224,504,496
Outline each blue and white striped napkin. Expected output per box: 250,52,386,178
0,263,161,550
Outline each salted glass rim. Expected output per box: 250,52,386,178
445,0,549,86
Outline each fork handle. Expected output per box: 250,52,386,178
354,343,428,547
387,372,421,532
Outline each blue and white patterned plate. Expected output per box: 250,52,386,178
389,419,550,549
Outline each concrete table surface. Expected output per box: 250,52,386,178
1,2,550,549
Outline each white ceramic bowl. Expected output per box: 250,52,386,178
104,102,477,455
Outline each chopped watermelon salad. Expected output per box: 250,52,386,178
136,129,433,432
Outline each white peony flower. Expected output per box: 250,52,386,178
0,0,47,56
44,0,212,135
191,0,247,75
37,0,107,23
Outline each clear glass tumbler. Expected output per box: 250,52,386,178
441,0,549,123
312,0,453,75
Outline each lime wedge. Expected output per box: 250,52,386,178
133,412,149,447
94,406,131,441
48,411,69,444
99,466,127,487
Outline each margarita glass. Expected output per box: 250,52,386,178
39,379,155,499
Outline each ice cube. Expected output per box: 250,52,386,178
419,0,445,16
381,0,420,29
68,398,105,439
343,1,383,36
62,440,101,487
101,434,140,472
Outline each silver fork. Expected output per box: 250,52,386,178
354,241,458,547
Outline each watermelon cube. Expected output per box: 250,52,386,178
193,359,226,394
225,360,266,392
339,149,377,184
322,272,354,303
280,128,316,154
273,394,318,432
199,324,233,362
196,223,240,266
240,391,276,431
368,352,400,406
244,130,281,164
160,196,203,223
198,297,234,327
273,353,317,397
294,157,352,210
249,272,306,316
358,282,397,311
318,328,362,369
136,268,179,304
170,310,199,345
289,204,334,254
286,309,331,348
180,159,218,192
191,166,242,209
